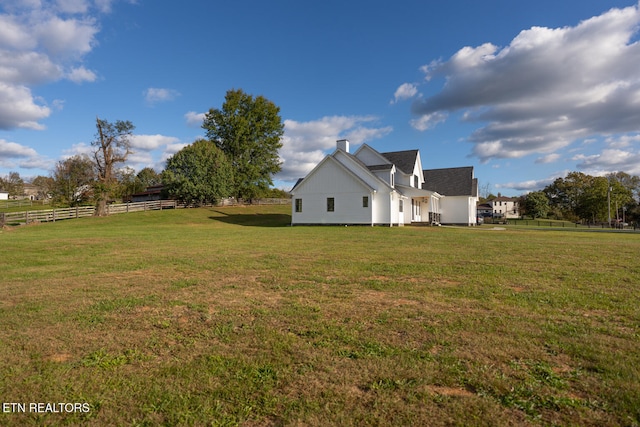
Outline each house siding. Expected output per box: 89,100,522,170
354,145,389,166
440,196,478,225
292,160,373,224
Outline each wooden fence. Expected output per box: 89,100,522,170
0,200,177,227
0,199,50,209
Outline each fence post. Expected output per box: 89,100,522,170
76,206,79,218
0,212,4,227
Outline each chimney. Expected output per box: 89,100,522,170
337,139,349,153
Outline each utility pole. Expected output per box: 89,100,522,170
607,181,612,228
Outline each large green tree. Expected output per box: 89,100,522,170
136,167,162,189
202,89,284,200
51,155,96,206
544,172,591,220
522,191,550,219
0,172,24,198
543,171,636,223
92,118,134,216
162,139,233,206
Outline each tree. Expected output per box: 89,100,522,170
523,191,550,219
113,167,141,201
162,139,233,206
52,155,96,206
0,172,24,198
478,181,492,202
202,89,284,200
92,117,134,216
31,175,55,200
136,167,161,189
607,171,640,201
543,171,638,223
544,172,592,221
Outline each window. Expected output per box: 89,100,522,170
391,172,394,187
414,175,419,188
295,198,302,213
327,197,335,212
362,196,369,208
399,200,403,213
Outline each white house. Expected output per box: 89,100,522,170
0,190,8,200
422,167,479,226
488,194,519,218
290,140,478,226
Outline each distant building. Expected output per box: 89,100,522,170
22,183,39,200
130,184,164,202
485,194,520,218
0,190,8,200
476,202,493,217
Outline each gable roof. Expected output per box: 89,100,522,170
380,150,419,175
290,151,379,195
290,177,304,192
490,195,518,202
367,164,394,172
333,149,395,192
423,167,478,197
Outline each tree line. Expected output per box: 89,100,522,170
1,89,287,215
519,171,640,225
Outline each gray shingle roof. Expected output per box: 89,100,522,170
367,164,393,171
380,150,418,175
423,167,478,197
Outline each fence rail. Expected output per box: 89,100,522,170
0,200,177,227
0,199,50,209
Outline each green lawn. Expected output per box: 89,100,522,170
1,205,639,426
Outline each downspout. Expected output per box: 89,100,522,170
371,190,376,227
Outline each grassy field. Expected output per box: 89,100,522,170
1,205,639,426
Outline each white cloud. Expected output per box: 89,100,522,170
497,171,569,193
0,50,62,85
409,112,447,131
391,83,417,104
0,138,48,170
410,3,640,163
144,87,180,105
184,111,206,127
66,65,97,83
0,1,123,130
0,138,38,158
276,115,393,182
93,0,116,14
574,148,640,175
34,15,98,59
535,153,561,164
55,0,89,14
130,134,180,151
61,142,92,158
605,134,640,148
0,82,50,129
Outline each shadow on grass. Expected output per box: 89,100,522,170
209,210,291,227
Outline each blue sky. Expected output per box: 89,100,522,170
1,0,640,196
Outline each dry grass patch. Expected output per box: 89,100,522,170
0,205,638,426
